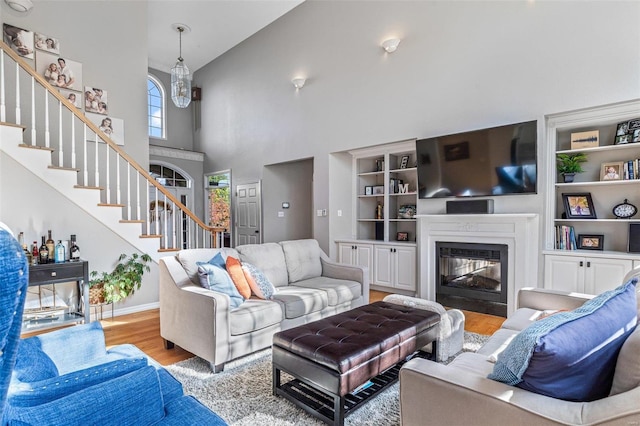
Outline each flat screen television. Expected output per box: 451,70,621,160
416,120,537,199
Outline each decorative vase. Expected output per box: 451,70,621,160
562,173,576,183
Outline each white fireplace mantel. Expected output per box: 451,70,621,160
416,213,539,316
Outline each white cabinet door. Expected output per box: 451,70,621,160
355,244,373,283
338,243,355,265
394,245,416,291
544,255,585,293
374,245,394,288
584,258,632,295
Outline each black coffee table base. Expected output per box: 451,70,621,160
273,350,433,426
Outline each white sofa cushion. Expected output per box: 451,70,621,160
236,243,289,287
293,277,359,306
280,239,322,283
610,325,640,395
500,308,547,331
175,248,239,286
229,299,283,336
271,286,328,319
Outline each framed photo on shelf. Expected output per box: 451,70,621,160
570,130,599,149
600,161,623,181
614,118,640,145
396,232,409,241
372,185,384,195
562,192,597,219
364,186,372,196
400,155,410,169
577,234,604,250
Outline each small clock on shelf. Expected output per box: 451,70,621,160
612,199,638,219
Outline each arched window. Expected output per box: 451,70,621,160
148,74,166,139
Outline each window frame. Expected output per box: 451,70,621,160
148,74,166,140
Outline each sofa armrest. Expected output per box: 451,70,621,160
159,257,231,368
400,358,640,425
320,258,369,300
517,287,593,312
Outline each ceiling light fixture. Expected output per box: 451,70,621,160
171,24,192,108
292,77,306,90
381,38,401,53
4,0,33,12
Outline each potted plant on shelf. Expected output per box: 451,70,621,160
556,152,588,183
89,253,152,305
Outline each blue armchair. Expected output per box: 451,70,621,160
0,226,226,426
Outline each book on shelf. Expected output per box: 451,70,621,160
555,225,577,250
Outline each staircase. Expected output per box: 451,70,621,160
0,41,223,262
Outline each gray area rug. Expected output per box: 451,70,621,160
166,332,489,425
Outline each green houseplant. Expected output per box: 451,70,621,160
556,152,588,183
89,253,152,304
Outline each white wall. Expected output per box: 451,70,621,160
193,1,640,253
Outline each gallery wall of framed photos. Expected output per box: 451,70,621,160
3,22,125,145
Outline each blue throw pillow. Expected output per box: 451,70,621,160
196,262,243,309
207,252,227,269
488,279,638,401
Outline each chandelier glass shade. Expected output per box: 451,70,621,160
171,26,191,108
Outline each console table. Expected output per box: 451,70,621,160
23,261,90,332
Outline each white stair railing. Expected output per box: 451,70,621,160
0,40,224,250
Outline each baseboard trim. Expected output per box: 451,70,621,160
99,302,159,319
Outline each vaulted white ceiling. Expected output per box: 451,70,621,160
148,0,304,73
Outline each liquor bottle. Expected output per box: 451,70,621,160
18,232,32,265
54,240,65,263
39,236,49,264
46,230,55,262
69,234,80,261
31,241,39,265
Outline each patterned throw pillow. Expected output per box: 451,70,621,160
196,262,243,308
225,256,252,299
241,262,277,300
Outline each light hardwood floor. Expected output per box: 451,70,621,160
25,290,505,366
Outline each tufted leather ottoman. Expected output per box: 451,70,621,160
272,301,440,425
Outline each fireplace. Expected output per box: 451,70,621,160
436,242,508,317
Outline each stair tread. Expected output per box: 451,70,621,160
158,248,180,252
2,122,26,130
74,185,104,190
120,220,145,223
140,235,162,239
97,203,126,207
48,165,80,172
18,143,54,152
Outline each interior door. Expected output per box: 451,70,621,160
235,182,261,245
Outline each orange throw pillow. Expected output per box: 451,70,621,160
226,256,251,299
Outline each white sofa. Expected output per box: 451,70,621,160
399,267,640,426
159,239,369,372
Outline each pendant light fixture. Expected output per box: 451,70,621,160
171,24,192,108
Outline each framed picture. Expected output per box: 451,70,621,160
562,193,597,219
372,185,384,195
400,155,410,169
86,113,125,146
396,232,409,241
35,51,83,91
364,186,372,196
600,161,623,181
59,89,81,109
615,118,640,145
34,32,60,54
444,141,470,162
84,86,108,115
570,130,599,149
577,234,604,250
3,24,34,59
